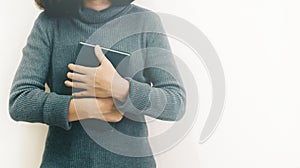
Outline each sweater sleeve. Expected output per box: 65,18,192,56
115,15,186,121
9,12,72,130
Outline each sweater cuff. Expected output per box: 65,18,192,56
43,94,72,130
115,77,151,115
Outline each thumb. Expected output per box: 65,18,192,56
94,45,107,64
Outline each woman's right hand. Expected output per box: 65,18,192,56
68,98,123,122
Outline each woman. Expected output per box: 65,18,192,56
9,0,186,167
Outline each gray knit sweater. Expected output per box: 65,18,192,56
9,4,185,168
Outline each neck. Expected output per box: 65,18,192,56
84,0,111,11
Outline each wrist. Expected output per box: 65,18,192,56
68,99,77,122
113,77,130,103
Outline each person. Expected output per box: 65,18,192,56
9,0,186,167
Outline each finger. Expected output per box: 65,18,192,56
94,45,108,64
67,72,86,82
101,112,123,122
72,90,94,97
68,63,91,74
64,80,86,89
100,110,119,115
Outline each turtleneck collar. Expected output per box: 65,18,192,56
77,4,133,24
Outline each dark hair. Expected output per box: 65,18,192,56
35,0,134,17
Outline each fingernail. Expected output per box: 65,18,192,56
95,45,101,52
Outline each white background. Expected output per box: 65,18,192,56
1,0,300,167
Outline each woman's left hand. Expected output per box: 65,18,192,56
65,45,129,102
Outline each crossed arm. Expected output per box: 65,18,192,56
9,13,186,130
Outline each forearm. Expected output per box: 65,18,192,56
115,75,186,121
9,87,72,130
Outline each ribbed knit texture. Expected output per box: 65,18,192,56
9,4,185,168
